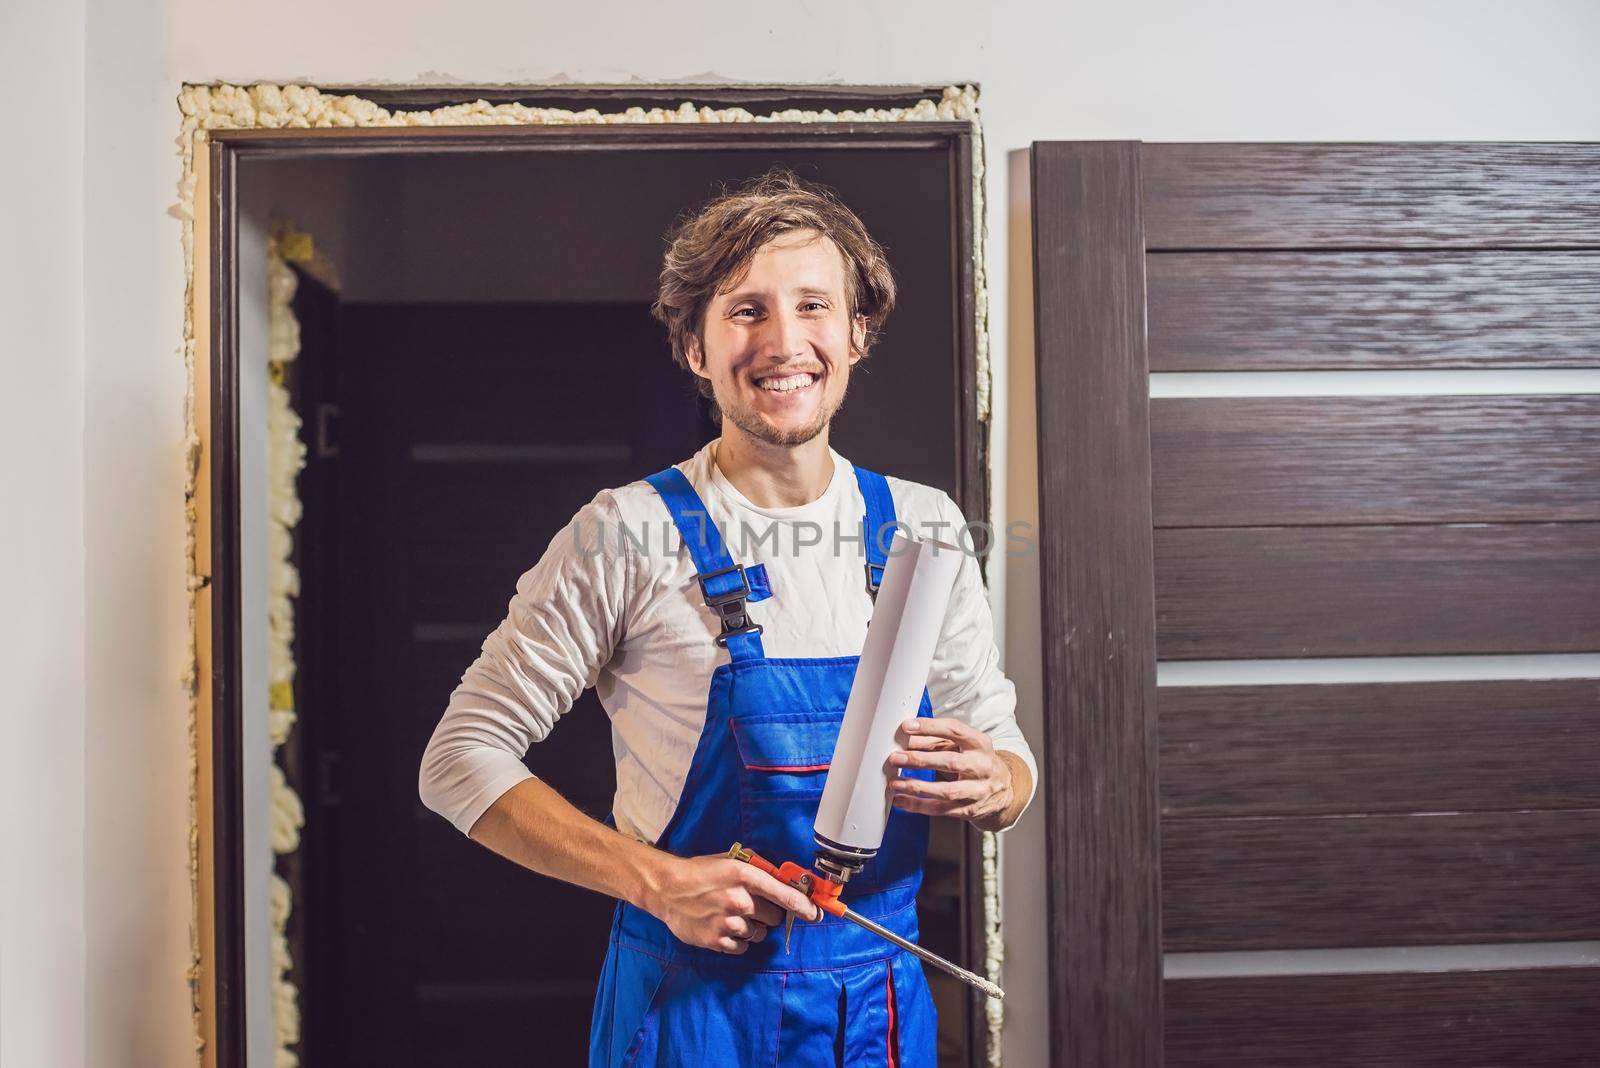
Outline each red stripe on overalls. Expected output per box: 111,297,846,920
886,964,899,1067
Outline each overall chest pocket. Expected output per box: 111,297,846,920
730,712,841,795
729,712,841,848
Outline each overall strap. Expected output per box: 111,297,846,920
645,466,766,661
851,465,899,600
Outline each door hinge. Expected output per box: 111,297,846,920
315,402,340,458
317,749,342,806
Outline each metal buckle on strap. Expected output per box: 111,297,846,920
698,564,764,648
864,561,885,601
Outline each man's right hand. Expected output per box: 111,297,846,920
641,854,822,954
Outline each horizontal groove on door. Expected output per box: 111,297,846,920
1164,967,1600,1068
412,623,497,643
1141,143,1600,250
1157,653,1600,685
1159,679,1600,818
1161,809,1600,951
1151,395,1600,526
1149,368,1600,397
1147,250,1600,371
1154,523,1600,660
1164,941,1600,978
410,442,633,463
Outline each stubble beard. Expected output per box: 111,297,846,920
720,375,849,448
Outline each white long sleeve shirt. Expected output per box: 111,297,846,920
418,440,1038,843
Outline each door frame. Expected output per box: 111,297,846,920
1030,141,1165,1066
189,85,992,1068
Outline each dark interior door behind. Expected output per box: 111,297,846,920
307,302,704,1065
1033,141,1600,1067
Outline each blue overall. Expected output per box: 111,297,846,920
586,463,940,1067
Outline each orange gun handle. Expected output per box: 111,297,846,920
729,842,782,880
726,843,846,917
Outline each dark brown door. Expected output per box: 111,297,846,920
302,302,702,1065
1032,142,1600,1067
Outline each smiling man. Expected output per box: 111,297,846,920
419,170,1036,1066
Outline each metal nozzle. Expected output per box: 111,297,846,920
812,831,874,886
813,852,861,885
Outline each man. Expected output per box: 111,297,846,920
419,170,1036,1066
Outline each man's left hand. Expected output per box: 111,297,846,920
886,718,1025,832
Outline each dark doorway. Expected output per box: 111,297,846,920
297,300,693,1065
232,128,986,1067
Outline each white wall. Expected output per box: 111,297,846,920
12,0,1598,1064
81,0,199,1062
2,3,87,1066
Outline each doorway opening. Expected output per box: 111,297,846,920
192,83,992,1068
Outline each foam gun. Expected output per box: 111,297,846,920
727,530,1004,1000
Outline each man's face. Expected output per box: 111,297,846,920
687,229,867,448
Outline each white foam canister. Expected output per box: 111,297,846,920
814,529,963,871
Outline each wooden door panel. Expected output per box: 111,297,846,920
1162,809,1600,950
1152,395,1600,526
1141,143,1600,249
1159,679,1600,818
1165,968,1600,1068
1034,140,1600,1067
1031,140,1164,1067
1154,522,1600,659
1148,251,1600,371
